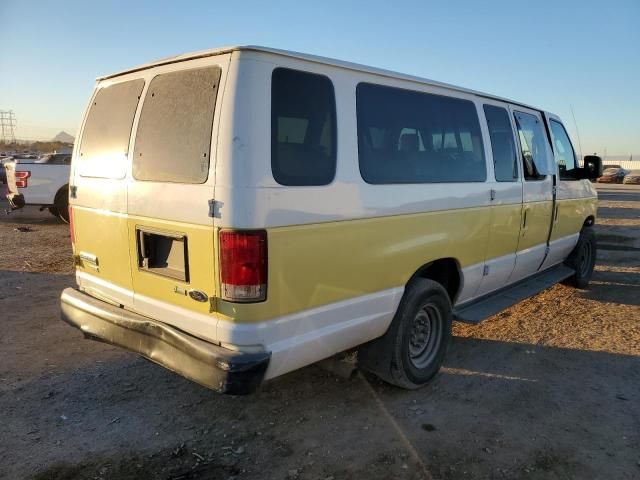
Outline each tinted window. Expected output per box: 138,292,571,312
356,83,486,184
271,68,336,186
549,120,578,178
513,111,550,181
133,66,221,183
79,79,145,178
483,105,518,181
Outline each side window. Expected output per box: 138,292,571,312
271,68,337,186
549,120,578,179
483,105,518,181
79,79,145,178
133,66,221,183
513,111,549,181
356,83,486,184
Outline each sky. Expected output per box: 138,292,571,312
1,0,638,156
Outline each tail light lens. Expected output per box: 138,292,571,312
15,170,30,188
68,206,75,244
219,230,267,302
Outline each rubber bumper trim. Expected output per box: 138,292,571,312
60,287,270,394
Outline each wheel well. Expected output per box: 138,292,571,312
55,184,69,202
410,258,461,302
584,215,595,227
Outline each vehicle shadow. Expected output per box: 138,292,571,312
596,186,640,203
4,321,640,479
0,203,63,226
597,205,640,220
582,269,640,306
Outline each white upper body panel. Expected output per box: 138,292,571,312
75,46,596,230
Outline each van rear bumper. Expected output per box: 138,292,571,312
60,288,270,395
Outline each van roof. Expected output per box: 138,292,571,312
98,45,540,112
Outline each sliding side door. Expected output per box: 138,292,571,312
474,101,523,297
508,107,555,283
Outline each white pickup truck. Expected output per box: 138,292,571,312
4,153,71,222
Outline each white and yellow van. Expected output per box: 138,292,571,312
61,46,602,394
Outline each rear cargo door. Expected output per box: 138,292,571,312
126,60,226,341
71,78,145,307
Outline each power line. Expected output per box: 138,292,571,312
0,110,17,143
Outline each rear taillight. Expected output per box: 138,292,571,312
68,206,75,244
219,230,267,302
15,170,30,188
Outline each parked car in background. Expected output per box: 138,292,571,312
4,154,71,222
597,167,628,183
623,170,640,185
34,153,72,164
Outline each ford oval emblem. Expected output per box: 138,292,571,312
188,290,208,302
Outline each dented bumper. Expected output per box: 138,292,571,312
60,288,270,394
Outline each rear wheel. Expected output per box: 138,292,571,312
54,187,69,223
563,227,596,288
48,206,59,218
358,279,452,389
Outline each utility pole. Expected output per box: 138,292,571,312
0,110,17,144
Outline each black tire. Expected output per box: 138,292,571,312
358,278,452,389
54,187,69,223
48,206,59,218
563,227,596,289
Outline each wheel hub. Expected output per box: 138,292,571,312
408,303,442,369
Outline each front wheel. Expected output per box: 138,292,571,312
563,227,596,288
358,279,452,389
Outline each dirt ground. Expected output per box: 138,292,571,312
0,185,638,480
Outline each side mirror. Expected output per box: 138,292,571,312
578,155,603,179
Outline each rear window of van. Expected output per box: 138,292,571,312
133,66,221,183
356,83,486,184
79,79,145,179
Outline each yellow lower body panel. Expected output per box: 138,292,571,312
551,198,597,241
73,207,133,292
485,203,522,260
127,216,216,316
75,197,597,329
518,200,554,251
217,206,497,323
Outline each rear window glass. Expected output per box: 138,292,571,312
79,79,145,178
356,83,486,184
271,68,337,186
133,66,221,183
